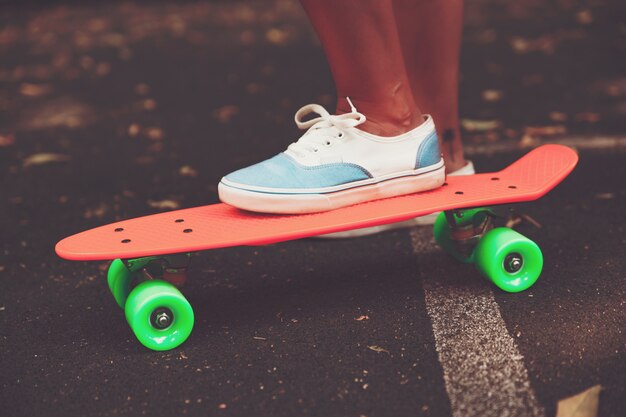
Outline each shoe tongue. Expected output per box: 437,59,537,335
285,122,347,163
285,129,343,165
310,123,341,136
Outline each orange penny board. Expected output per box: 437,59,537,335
56,144,578,261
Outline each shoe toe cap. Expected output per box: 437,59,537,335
222,154,294,189
222,153,370,191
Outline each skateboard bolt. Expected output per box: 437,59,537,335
504,253,523,273
151,308,173,329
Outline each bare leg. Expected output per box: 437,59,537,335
393,0,467,172
300,0,423,137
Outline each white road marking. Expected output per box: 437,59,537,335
410,227,545,417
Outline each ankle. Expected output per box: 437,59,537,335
335,96,423,137
360,116,422,137
438,126,466,173
445,159,468,173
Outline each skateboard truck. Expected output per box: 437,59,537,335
122,253,191,286
443,208,495,258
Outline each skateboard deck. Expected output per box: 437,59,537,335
56,144,578,261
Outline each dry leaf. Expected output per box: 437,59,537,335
510,36,555,55
574,112,600,123
83,203,108,219
19,97,94,130
265,28,288,45
232,5,255,22
148,199,180,210
461,119,501,132
136,155,154,165
367,345,389,354
482,89,503,102
549,112,568,122
522,74,545,86
0,134,15,147
507,213,542,229
144,127,164,140
521,213,543,228
20,83,53,97
80,56,95,70
504,128,518,139
179,165,198,177
167,16,187,37
520,134,541,148
147,142,164,153
556,385,601,417
505,216,523,229
95,62,111,77
127,123,141,137
213,105,239,123
23,153,70,167
118,48,133,61
86,17,109,33
474,29,497,44
135,83,150,95
102,32,125,48
355,315,369,321
240,30,256,45
576,10,593,25
143,99,157,110
246,83,264,94
52,52,71,69
260,64,275,77
510,37,531,53
524,125,567,136
599,78,626,97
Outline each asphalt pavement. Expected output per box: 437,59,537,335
1,1,625,416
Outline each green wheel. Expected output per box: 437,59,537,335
474,227,543,293
124,280,194,351
107,259,137,309
433,209,490,263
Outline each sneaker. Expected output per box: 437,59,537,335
315,160,475,239
218,98,446,214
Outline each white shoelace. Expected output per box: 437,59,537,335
287,97,366,158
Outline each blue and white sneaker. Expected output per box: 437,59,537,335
218,99,445,214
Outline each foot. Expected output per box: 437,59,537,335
218,99,445,214
315,160,475,239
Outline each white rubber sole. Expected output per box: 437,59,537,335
315,160,476,238
218,165,446,214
